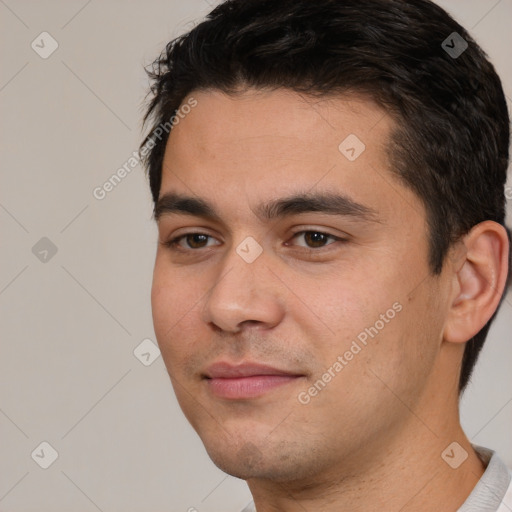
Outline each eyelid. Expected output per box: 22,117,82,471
288,226,349,239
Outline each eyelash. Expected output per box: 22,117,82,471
162,230,345,253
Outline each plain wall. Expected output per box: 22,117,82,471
0,1,510,510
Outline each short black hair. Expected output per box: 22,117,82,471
140,0,511,394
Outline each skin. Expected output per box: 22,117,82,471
151,88,509,511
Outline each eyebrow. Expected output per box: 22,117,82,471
154,191,380,224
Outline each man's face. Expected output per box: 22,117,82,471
151,88,451,482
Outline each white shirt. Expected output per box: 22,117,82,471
240,445,512,512
458,445,512,512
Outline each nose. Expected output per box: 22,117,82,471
201,243,286,334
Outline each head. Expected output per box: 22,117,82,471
142,0,510,483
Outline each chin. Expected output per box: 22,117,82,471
202,436,317,482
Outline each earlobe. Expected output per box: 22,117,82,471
443,221,509,344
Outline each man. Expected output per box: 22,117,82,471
140,0,511,510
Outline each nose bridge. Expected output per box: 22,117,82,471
201,238,284,332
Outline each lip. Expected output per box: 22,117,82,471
204,361,301,379
203,361,304,399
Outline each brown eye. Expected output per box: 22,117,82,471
289,231,341,249
163,233,218,250
182,234,210,249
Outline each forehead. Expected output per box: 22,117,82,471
166,88,389,162
159,88,423,227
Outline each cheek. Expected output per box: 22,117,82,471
362,281,444,405
151,262,195,364
315,274,395,346
151,257,198,328
150,269,173,344
314,264,438,391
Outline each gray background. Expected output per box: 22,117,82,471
0,1,511,510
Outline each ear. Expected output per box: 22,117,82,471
443,221,509,344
